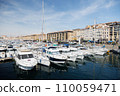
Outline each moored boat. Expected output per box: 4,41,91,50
46,47,67,65
14,48,37,70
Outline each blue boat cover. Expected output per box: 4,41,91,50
108,41,113,43
102,45,105,48
63,44,69,47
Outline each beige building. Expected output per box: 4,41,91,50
106,21,120,41
47,30,73,42
16,34,47,41
1,35,7,39
73,28,102,41
93,21,120,42
73,21,120,42
73,29,84,40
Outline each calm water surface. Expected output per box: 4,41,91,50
0,53,120,80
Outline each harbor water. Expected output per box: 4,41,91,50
0,53,120,80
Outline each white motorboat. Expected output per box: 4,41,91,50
91,46,108,56
59,47,77,62
7,45,16,57
77,46,94,56
0,46,13,61
76,52,84,60
14,49,37,70
37,53,50,66
34,48,50,67
73,47,84,60
0,48,6,59
46,47,67,64
94,49,106,56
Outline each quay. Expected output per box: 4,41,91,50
0,57,13,62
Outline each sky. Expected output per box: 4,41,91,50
0,0,120,37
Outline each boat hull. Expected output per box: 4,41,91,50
37,58,50,66
18,64,35,70
67,55,76,62
15,58,37,70
49,57,66,64
76,55,84,60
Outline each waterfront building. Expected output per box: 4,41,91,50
73,27,102,41
47,30,73,42
73,21,120,42
1,35,7,40
119,26,120,44
73,29,84,40
106,22,120,42
16,34,47,41
0,36,3,40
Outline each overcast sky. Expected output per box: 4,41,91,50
0,0,120,37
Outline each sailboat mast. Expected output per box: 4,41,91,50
94,18,96,45
42,0,44,41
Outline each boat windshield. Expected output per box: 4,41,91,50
52,51,59,55
80,48,87,50
20,54,34,59
62,51,69,53
71,50,77,52
8,46,13,48
21,55,28,59
28,54,33,58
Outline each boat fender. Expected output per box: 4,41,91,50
40,59,41,63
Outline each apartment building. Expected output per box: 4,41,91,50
106,22,120,41
73,28,102,41
73,29,84,40
47,30,73,42
73,21,120,42
16,34,47,41
1,35,7,40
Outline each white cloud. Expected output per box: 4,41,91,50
105,0,115,8
0,0,118,37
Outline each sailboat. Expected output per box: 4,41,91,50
91,19,108,56
37,0,50,66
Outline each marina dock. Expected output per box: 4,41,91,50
0,57,13,62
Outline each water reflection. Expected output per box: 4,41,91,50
13,62,69,79
66,61,78,69
108,54,120,69
13,64,37,80
0,53,120,80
